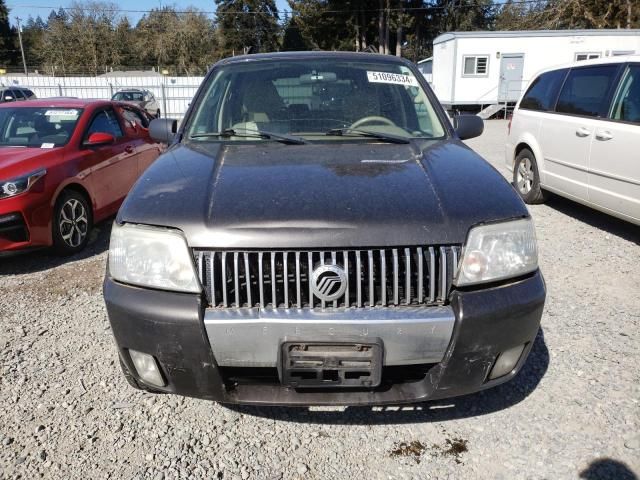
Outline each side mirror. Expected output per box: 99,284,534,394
86,132,115,146
454,114,484,140
4,96,14,102
150,118,178,144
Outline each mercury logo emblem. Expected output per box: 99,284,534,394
311,264,347,302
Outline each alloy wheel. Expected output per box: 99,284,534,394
516,158,534,194
59,198,89,248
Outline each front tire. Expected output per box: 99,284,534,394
52,190,92,255
513,148,549,204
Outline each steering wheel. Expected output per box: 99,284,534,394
349,116,397,130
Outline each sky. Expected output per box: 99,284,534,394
7,0,290,26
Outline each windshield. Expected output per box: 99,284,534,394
0,107,82,148
186,58,446,141
113,91,144,102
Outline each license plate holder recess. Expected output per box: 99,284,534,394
279,338,383,388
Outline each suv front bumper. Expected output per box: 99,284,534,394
104,271,545,405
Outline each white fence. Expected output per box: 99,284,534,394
0,75,205,119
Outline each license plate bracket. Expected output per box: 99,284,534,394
279,338,383,388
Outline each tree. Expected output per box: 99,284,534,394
174,9,218,74
135,7,217,75
287,0,380,52
430,0,496,33
113,17,135,68
538,0,639,29
496,0,639,30
40,9,70,74
66,1,121,74
21,16,47,69
0,0,17,66
281,15,311,51
215,0,280,55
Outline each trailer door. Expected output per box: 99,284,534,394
498,54,525,103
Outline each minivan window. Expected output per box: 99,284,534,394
12,89,25,100
520,69,568,111
610,65,640,124
556,65,620,118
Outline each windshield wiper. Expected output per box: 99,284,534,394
191,128,306,145
325,128,411,144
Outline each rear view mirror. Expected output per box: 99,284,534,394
454,114,484,140
299,72,337,84
86,132,115,146
150,118,178,144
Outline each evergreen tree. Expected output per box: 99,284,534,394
0,0,17,66
22,15,47,69
215,0,280,55
282,16,311,51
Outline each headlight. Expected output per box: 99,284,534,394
0,169,46,199
108,223,200,293
456,218,538,286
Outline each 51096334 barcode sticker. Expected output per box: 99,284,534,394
366,71,419,87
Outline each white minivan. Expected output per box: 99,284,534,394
506,56,639,225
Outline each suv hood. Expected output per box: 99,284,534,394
119,140,528,248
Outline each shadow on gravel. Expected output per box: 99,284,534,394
545,195,639,245
228,328,549,425
0,218,113,275
579,458,638,480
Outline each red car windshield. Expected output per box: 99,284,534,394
0,107,83,148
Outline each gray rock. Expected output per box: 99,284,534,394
624,435,640,450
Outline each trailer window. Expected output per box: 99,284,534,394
463,56,489,76
575,52,601,62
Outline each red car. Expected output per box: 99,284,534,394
0,99,163,255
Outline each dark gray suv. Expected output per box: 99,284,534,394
104,52,545,406
1,87,36,103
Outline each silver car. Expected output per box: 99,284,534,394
506,56,640,225
111,89,160,118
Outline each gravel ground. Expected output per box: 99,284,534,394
1,120,639,480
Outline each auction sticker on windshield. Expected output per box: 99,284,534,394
44,109,80,119
367,71,419,87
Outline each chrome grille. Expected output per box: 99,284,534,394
194,246,462,309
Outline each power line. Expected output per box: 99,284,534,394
7,0,550,17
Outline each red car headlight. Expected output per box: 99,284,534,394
0,169,47,199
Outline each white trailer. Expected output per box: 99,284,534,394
431,29,640,117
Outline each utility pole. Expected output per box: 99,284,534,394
15,17,28,76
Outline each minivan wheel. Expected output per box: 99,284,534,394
513,149,548,204
52,190,92,255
